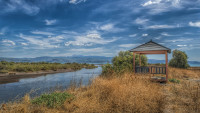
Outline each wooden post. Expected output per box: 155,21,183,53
139,54,141,66
165,52,168,82
133,52,135,73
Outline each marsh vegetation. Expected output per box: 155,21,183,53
0,61,97,73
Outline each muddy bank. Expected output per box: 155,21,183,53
0,69,74,84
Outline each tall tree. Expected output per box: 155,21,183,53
169,50,189,68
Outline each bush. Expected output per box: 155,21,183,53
102,51,148,75
31,92,73,108
169,50,190,69
169,78,180,84
102,64,114,76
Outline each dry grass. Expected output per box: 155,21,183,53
164,67,200,113
169,67,200,79
0,73,164,113
0,67,200,113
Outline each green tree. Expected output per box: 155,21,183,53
169,50,190,68
102,51,148,75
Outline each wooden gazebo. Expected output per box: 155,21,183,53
129,40,171,82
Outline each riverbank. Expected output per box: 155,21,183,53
0,61,97,84
0,69,75,84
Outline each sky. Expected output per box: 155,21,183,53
0,0,200,61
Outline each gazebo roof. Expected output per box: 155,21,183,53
129,40,171,53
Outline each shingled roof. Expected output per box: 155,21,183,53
129,40,171,53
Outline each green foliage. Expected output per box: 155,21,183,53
169,78,180,84
102,64,114,76
0,61,97,73
31,92,73,108
169,50,190,69
102,51,148,75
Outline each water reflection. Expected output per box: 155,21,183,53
0,67,102,103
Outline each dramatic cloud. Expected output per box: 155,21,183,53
2,39,15,46
0,0,200,59
18,34,61,49
44,19,57,25
189,21,200,27
65,32,118,46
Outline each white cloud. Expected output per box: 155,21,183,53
2,0,40,15
119,44,138,48
21,42,28,46
65,32,118,46
142,0,162,7
135,18,149,25
100,24,114,31
142,34,148,37
141,0,182,14
129,34,137,37
165,38,192,43
98,23,125,32
189,21,200,27
44,19,57,25
2,39,15,46
18,33,62,49
177,45,187,47
146,25,177,29
69,0,86,4
161,32,171,36
31,30,55,36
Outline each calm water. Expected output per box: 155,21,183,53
0,66,102,103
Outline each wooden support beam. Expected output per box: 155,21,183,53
139,54,141,66
133,52,135,73
133,50,167,54
165,51,168,82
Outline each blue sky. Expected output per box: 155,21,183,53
0,0,200,61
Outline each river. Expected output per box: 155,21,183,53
0,66,102,103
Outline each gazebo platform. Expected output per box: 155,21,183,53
150,76,167,83
129,40,171,82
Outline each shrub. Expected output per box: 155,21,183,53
102,51,147,75
102,64,114,76
169,50,190,69
31,92,73,108
169,78,180,84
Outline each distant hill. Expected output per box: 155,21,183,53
0,56,112,64
0,56,199,66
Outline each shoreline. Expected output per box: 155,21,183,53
0,69,74,84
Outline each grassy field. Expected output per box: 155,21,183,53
0,61,97,73
0,67,200,113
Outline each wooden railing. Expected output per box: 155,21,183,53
135,66,166,74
